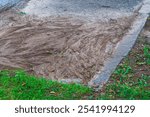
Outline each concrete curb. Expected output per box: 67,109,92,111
88,0,150,90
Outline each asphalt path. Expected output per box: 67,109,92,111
17,0,142,21
0,0,142,9
0,0,143,20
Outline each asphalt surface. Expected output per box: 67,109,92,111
19,0,143,21
37,0,142,11
0,0,21,6
0,0,143,20
0,0,142,9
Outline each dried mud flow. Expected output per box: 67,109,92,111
0,10,136,84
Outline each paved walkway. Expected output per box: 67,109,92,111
0,0,142,8
22,0,143,21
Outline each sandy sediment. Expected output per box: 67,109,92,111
0,10,136,84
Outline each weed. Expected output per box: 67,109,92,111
98,44,150,100
143,45,150,65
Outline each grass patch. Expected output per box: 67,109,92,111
0,70,92,100
99,68,150,100
144,45,150,65
98,44,150,100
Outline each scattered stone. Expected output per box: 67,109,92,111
59,78,83,84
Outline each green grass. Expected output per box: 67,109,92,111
0,70,92,100
99,67,150,100
144,45,150,65
98,45,150,100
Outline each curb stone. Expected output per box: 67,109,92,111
88,0,150,89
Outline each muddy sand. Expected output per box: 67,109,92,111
0,9,136,84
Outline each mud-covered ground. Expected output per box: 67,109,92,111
0,9,136,84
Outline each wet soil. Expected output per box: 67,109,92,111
0,10,136,84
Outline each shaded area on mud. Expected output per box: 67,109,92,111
0,10,136,84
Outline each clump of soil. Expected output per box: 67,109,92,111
0,10,136,84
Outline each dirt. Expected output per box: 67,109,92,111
107,18,150,88
0,10,136,84
127,19,150,78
